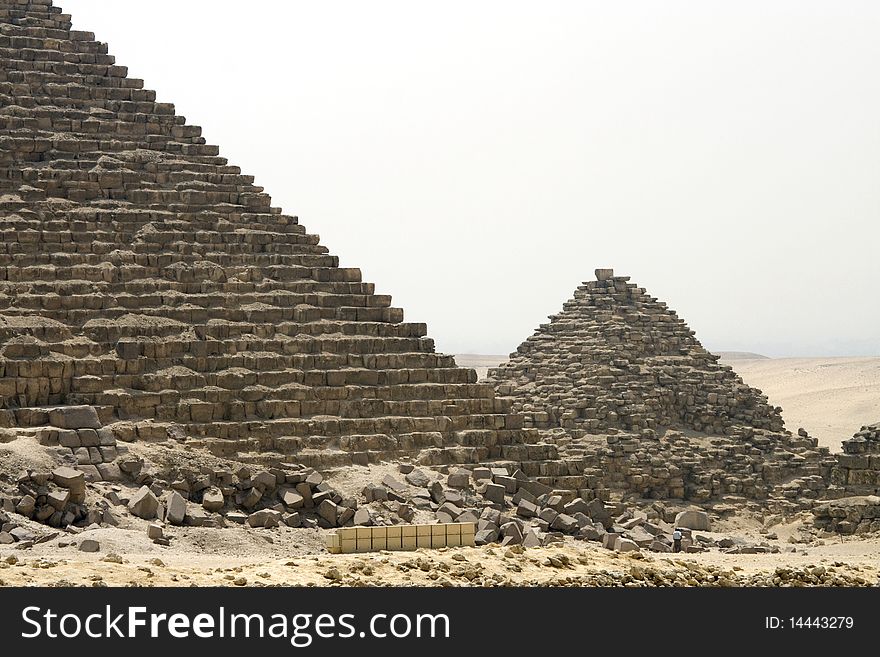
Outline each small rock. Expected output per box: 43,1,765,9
47,490,71,510
550,513,578,534
318,499,339,526
405,469,430,488
236,487,262,509
246,509,283,528
475,528,499,545
615,538,640,553
494,475,518,494
202,487,225,512
165,491,187,526
501,522,524,544
252,471,278,491
447,469,470,488
563,499,591,516
483,483,506,505
353,508,371,526
279,488,304,509
516,499,539,518
15,495,36,517
119,458,144,477
381,475,406,492
522,529,542,548
128,486,159,520
472,467,492,482
578,525,605,542
337,506,355,525
428,481,446,504
10,527,36,542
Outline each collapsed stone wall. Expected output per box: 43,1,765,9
509,427,833,514
829,423,880,496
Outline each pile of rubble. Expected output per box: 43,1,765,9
0,457,364,549
9,405,126,479
1,466,88,533
323,557,872,588
0,401,373,549
347,462,784,556
121,461,360,532
844,422,880,452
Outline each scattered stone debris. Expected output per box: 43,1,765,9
79,539,100,553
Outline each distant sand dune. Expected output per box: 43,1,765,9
716,351,769,360
455,353,880,452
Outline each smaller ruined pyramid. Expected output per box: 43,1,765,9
487,269,784,436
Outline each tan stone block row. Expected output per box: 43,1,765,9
326,522,477,553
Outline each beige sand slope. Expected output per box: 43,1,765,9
456,354,880,452
720,357,880,452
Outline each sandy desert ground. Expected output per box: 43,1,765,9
2,520,877,587
458,354,880,452
4,451,877,588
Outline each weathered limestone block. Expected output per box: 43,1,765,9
246,509,282,528
674,510,711,531
202,487,225,512
165,491,187,525
52,466,86,503
48,406,101,430
128,485,159,519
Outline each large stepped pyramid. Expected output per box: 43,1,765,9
0,0,538,471
487,269,785,437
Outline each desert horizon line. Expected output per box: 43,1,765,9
452,350,880,360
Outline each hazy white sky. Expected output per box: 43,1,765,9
63,0,879,357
